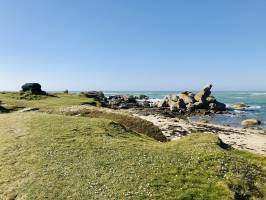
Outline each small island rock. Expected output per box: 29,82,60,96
241,119,261,126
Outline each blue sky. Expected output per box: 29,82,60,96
0,0,266,91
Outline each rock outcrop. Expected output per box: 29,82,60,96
157,84,226,113
81,91,106,102
81,85,226,115
107,95,150,109
21,83,46,95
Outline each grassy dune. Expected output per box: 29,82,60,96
0,93,266,199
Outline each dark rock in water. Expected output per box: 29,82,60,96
206,96,216,103
209,101,226,111
64,90,69,94
21,83,46,95
139,95,149,100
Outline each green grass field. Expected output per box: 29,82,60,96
0,93,266,199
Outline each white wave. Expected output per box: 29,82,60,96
231,97,244,99
233,110,246,114
149,98,162,103
251,93,266,96
227,104,261,111
247,105,261,110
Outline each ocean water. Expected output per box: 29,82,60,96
104,91,266,129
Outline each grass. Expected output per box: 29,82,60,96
0,92,98,112
0,93,266,199
60,107,167,142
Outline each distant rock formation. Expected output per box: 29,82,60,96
80,91,106,103
107,95,150,109
21,83,46,95
157,84,226,113
81,85,226,115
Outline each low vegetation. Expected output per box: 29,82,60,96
0,92,266,199
0,92,97,111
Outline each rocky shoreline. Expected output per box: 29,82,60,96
129,110,266,156
8,83,266,156
75,83,266,156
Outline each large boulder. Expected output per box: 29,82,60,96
159,84,227,113
169,98,186,111
178,91,195,104
209,101,226,111
206,96,216,103
107,95,140,109
124,95,137,103
194,84,212,102
157,96,170,108
139,95,149,100
193,101,204,109
241,119,261,126
21,83,46,95
81,91,106,102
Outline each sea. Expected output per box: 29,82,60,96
104,91,266,129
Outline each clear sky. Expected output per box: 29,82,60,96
0,0,266,91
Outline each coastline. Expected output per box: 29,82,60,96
127,109,266,156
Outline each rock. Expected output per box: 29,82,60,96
81,91,106,102
157,96,170,108
193,101,204,109
139,95,149,100
21,83,46,95
119,103,137,109
177,99,186,109
142,101,151,108
125,95,137,103
206,96,216,103
230,103,249,109
64,90,69,94
209,101,226,111
178,91,195,104
169,102,179,111
137,100,150,108
157,100,168,108
169,95,179,102
157,84,227,114
0,105,7,113
241,119,261,126
168,98,186,111
186,103,195,112
194,84,212,102
107,95,144,109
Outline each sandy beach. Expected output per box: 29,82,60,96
130,110,266,156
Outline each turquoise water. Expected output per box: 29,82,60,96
104,91,266,128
